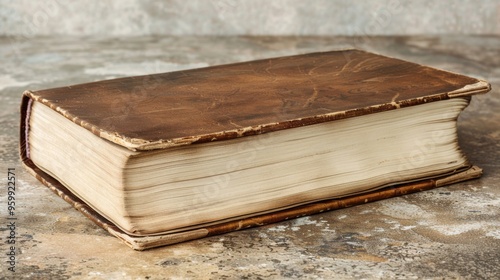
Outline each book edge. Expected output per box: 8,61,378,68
121,165,483,250
19,140,483,250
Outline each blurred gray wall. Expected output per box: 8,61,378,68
1,0,499,36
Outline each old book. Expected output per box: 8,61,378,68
20,50,490,250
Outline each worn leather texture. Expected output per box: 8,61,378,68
22,49,489,150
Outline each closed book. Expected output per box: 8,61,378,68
20,50,490,250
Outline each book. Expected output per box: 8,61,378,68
20,50,490,250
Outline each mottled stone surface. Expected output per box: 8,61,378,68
0,35,499,279
1,0,499,36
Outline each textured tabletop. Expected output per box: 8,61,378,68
1,35,499,279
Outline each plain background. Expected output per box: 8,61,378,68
1,0,499,36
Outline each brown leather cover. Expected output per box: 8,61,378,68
20,50,491,250
22,49,489,151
